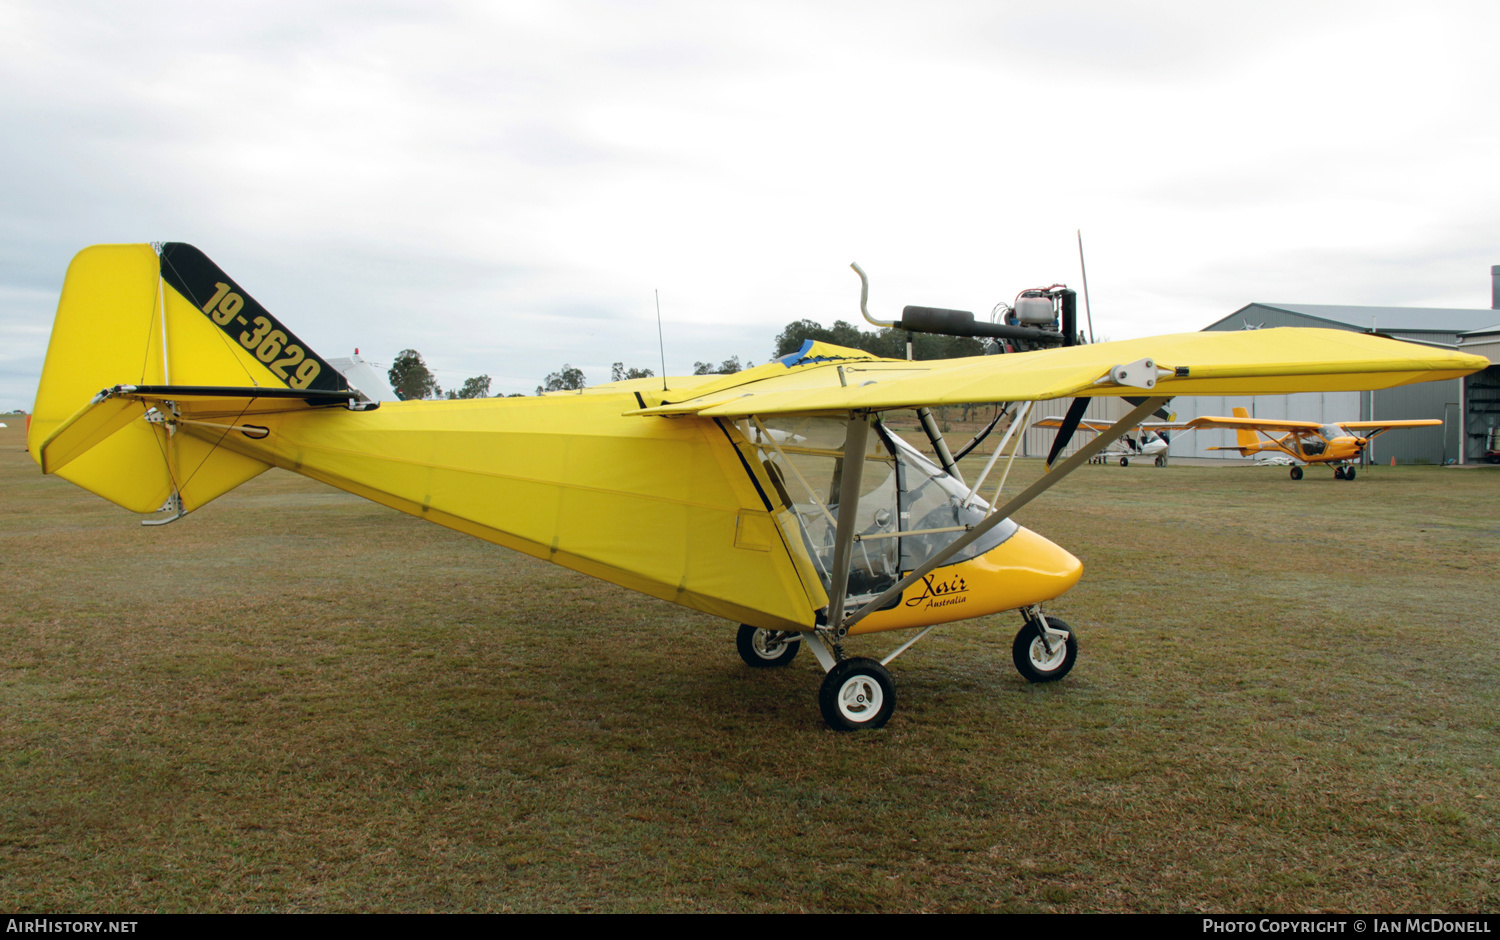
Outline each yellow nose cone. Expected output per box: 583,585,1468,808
849,525,1083,635
963,525,1084,613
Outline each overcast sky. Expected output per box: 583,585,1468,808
4,0,1499,408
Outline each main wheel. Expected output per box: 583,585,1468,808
1343,466,1356,481
1012,616,1078,683
1290,466,1303,480
818,658,896,731
1119,456,1129,467
737,624,801,668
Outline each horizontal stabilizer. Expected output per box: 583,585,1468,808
109,384,357,405
37,393,144,475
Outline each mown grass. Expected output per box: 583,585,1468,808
2,422,1497,912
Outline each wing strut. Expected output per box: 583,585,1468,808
838,396,1169,633
823,412,872,636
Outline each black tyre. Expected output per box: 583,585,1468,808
1119,456,1129,467
1343,466,1356,481
1333,466,1346,480
818,658,896,731
1012,616,1079,683
1290,466,1303,480
737,624,801,668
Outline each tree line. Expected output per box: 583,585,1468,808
386,350,511,401
385,318,984,400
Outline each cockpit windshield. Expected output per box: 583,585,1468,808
749,416,1018,602
1319,423,1347,440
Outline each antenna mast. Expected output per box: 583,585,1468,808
1077,230,1096,344
655,289,667,391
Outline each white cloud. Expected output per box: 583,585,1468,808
3,0,1499,409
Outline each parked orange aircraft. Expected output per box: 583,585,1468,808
1185,406,1441,479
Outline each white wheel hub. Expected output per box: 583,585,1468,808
1028,635,1068,672
836,674,884,722
750,629,784,659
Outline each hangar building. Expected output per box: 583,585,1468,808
1166,269,1500,465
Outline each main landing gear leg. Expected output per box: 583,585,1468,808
797,630,897,731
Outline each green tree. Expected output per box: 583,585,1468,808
446,375,492,399
388,349,441,400
772,320,984,361
692,355,750,375
610,362,655,382
536,364,586,395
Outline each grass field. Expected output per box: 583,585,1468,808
2,421,1497,913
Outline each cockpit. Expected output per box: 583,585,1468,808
748,416,1019,604
1301,424,1350,457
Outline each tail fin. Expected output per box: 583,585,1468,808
29,243,348,517
1231,406,1258,453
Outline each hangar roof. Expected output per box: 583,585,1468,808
1207,303,1500,335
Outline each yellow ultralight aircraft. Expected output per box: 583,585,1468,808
29,244,1489,729
1185,406,1442,480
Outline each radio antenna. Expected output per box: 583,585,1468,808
1077,229,1097,344
655,289,667,391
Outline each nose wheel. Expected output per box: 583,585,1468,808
1012,615,1078,683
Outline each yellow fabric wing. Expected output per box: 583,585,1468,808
1184,416,1323,432
628,329,1487,418
1339,420,1443,430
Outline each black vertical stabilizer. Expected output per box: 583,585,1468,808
158,243,348,394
